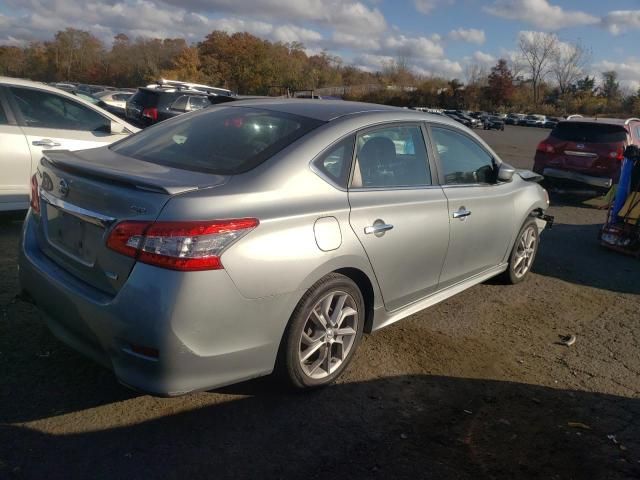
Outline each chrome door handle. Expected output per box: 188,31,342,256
453,208,472,219
32,139,61,147
364,223,394,235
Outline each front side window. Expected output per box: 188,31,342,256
312,135,355,188
9,87,109,131
351,124,431,188
111,106,323,175
431,127,496,185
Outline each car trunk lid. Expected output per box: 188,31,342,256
35,148,228,295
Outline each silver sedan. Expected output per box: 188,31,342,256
19,100,551,395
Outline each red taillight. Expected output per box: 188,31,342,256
30,174,40,214
536,141,555,154
609,146,624,161
142,107,158,122
106,218,259,271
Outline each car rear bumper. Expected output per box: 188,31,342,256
542,168,613,189
18,212,299,396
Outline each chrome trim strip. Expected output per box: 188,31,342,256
40,189,116,228
563,150,598,158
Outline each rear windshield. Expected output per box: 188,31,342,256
551,122,627,143
111,106,324,174
129,89,159,107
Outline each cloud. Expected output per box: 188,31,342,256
472,51,496,65
448,28,485,45
0,0,470,80
484,0,598,30
413,0,453,15
602,11,640,36
592,59,640,92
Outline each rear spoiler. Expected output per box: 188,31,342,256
42,150,228,195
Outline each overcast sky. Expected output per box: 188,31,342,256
2,0,640,89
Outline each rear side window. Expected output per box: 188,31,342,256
551,122,627,143
112,106,323,175
171,95,189,111
188,96,210,111
313,136,355,188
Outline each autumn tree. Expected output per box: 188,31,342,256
485,59,514,107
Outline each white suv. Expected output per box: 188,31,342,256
0,77,138,212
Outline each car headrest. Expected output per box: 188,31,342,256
358,136,396,178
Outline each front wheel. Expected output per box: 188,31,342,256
501,219,540,284
278,273,365,389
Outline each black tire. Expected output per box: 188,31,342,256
278,273,365,389
501,218,540,284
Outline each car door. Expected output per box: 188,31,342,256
429,125,515,287
6,86,125,164
348,123,450,311
0,88,32,211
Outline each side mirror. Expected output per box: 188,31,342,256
110,120,126,134
497,162,516,182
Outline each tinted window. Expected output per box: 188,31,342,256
9,87,109,131
551,122,627,143
0,102,7,124
129,89,159,107
431,127,496,185
313,136,355,187
352,124,431,188
112,106,323,175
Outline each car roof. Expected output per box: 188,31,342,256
220,98,405,121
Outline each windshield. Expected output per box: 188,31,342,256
111,106,324,175
551,122,628,143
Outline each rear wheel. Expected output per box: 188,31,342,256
502,219,539,284
279,274,364,389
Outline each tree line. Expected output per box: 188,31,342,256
0,28,637,116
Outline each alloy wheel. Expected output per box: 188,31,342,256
298,291,359,379
513,225,537,278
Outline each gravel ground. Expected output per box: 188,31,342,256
1,125,639,479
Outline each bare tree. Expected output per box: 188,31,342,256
464,63,488,86
518,31,558,105
551,40,591,94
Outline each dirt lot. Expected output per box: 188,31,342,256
1,125,639,479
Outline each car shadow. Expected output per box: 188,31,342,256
1,374,638,480
533,222,640,295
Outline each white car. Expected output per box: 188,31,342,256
0,77,138,212
93,90,133,115
525,114,546,127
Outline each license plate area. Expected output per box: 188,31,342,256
45,204,103,266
